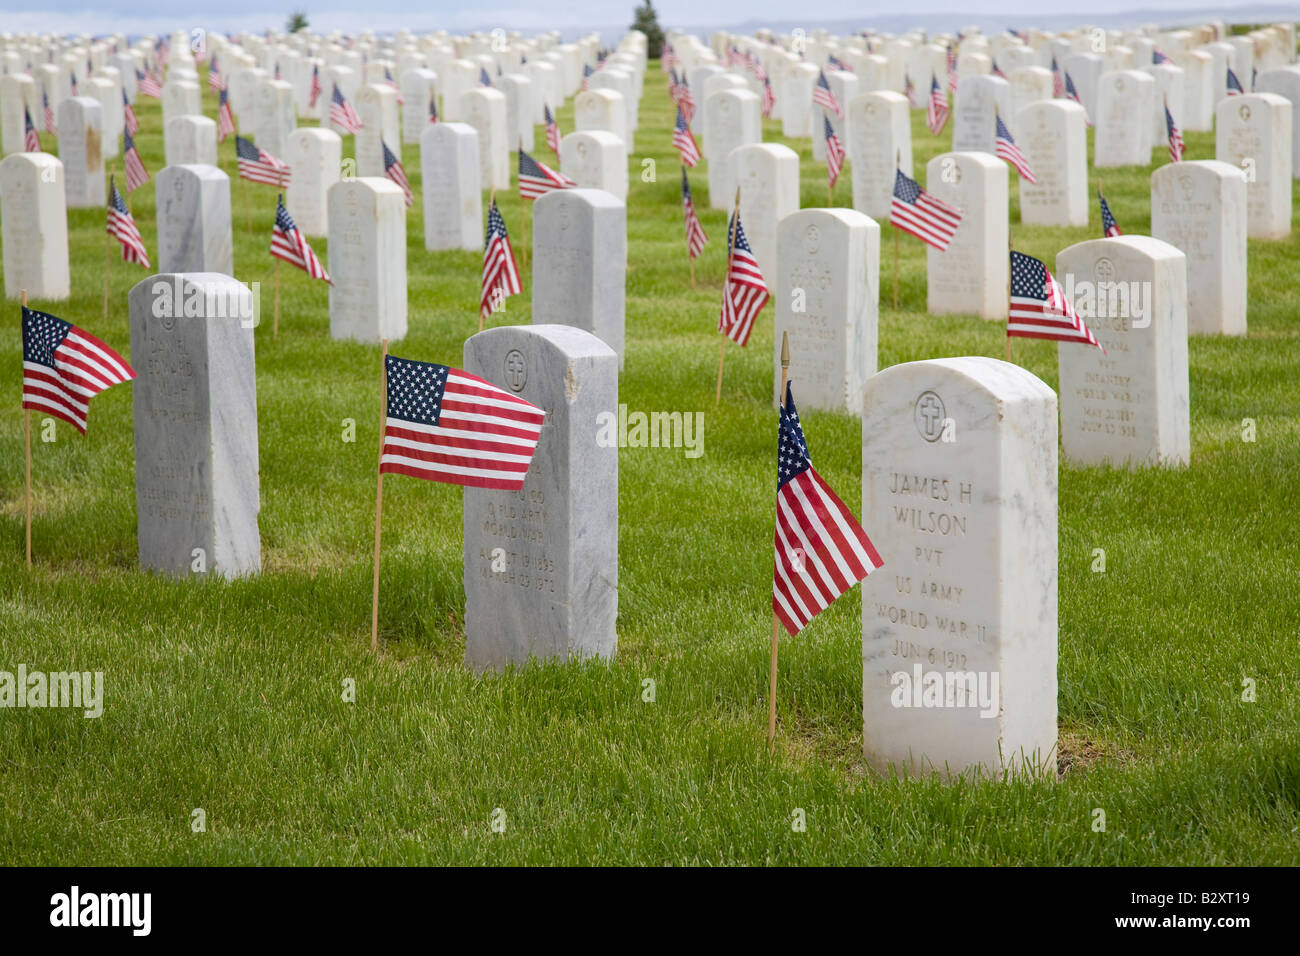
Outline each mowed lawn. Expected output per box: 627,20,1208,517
1,58,1299,866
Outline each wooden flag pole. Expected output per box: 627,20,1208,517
22,289,32,569
273,258,281,338
1006,233,1014,362
480,189,496,332
715,184,741,407
685,162,695,289
768,330,791,753
371,339,389,650
102,167,112,320
519,139,529,269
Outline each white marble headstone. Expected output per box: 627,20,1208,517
420,121,482,251
925,151,1008,319
1215,93,1292,239
156,164,233,276
327,177,408,342
285,127,341,238
0,152,70,300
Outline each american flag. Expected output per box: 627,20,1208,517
946,44,958,93
330,85,363,133
1008,250,1103,351
21,306,136,435
479,67,493,87
772,381,882,637
927,75,950,135
236,135,290,187
672,107,701,166
273,62,281,81
1165,102,1184,162
382,141,413,206
1226,67,1244,95
137,68,161,98
385,66,404,105
890,168,962,251
271,195,330,282
122,88,138,137
518,148,574,200
827,53,852,73
823,115,844,190
1065,72,1091,125
208,57,223,93
1251,66,1257,91
681,168,707,259
42,90,55,135
662,43,678,71
1152,48,1170,65
379,354,545,491
904,71,915,107
1099,188,1122,237
672,73,696,124
70,74,78,97
217,86,235,141
1050,56,1064,98
992,58,1007,79
995,114,1036,182
544,103,560,157
429,94,439,123
582,63,593,91
761,75,775,118
123,128,149,192
24,108,40,152
107,176,149,269
309,64,322,109
718,210,768,347
813,70,842,118
481,199,521,321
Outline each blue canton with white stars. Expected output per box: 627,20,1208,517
728,213,753,253
386,355,449,426
893,168,922,204
777,383,811,490
22,307,71,370
485,202,509,249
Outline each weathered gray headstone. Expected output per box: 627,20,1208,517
327,177,408,342
129,272,260,579
861,357,1058,780
0,152,70,300
773,208,879,413
1151,161,1247,336
531,187,625,367
1056,236,1190,468
155,164,233,276
56,96,104,208
420,121,482,251
462,324,618,671
163,115,218,167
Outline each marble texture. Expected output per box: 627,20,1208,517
156,164,233,277
285,127,341,238
1215,93,1292,240
251,79,296,161
1151,160,1248,336
1254,67,1300,179
703,87,761,209
0,152,70,300
774,208,879,413
925,151,1009,320
951,75,1009,155
559,130,627,201
327,177,408,343
355,83,401,179
1094,70,1154,167
129,272,260,579
1016,100,1087,227
848,91,911,220
462,324,618,672
460,86,509,191
531,187,625,368
400,68,438,146
420,121,481,251
163,115,218,168
574,89,627,151
728,142,799,282
57,96,104,209
861,357,1058,780
1056,236,1190,468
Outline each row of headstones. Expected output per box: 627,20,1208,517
121,264,1068,780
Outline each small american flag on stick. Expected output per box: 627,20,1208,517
1164,101,1184,162
518,148,574,200
995,114,1036,183
271,195,330,283
217,86,235,141
772,381,882,636
812,70,842,119
382,141,413,207
22,306,136,434
718,209,769,347
208,57,223,93
672,107,700,167
823,115,844,191
1008,250,1103,352
481,199,521,321
309,64,322,109
890,168,962,251
107,176,150,269
927,75,949,135
236,135,290,187
1050,56,1064,97
1226,67,1244,95
122,88,138,136
42,90,55,135
1099,187,1122,237
137,68,161,98
123,128,149,192
330,85,363,134
681,168,708,259
24,108,40,152
543,103,560,156
379,354,545,490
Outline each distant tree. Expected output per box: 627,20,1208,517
631,1,665,60
286,10,310,34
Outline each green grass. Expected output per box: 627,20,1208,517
2,66,1299,865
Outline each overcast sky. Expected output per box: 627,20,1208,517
0,1,1282,39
